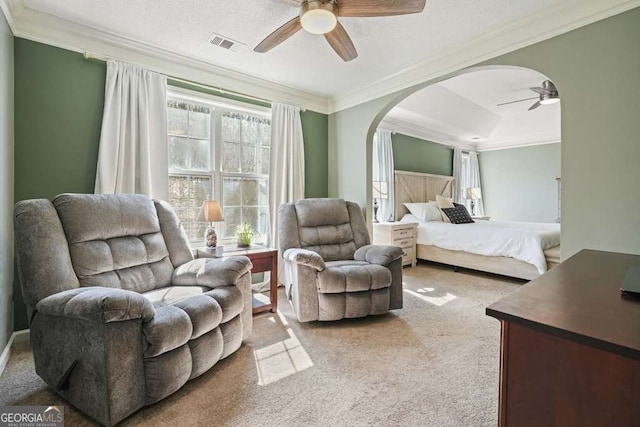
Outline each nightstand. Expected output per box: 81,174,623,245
472,216,491,221
372,222,418,267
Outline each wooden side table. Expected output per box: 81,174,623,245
372,222,418,267
196,245,278,315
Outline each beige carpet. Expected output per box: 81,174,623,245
0,263,522,426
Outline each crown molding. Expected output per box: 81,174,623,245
379,117,476,151
0,0,19,33
329,0,640,113
4,1,331,114
475,137,561,153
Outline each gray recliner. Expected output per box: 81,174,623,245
14,193,253,426
279,198,403,322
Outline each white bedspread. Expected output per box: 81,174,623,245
409,219,561,274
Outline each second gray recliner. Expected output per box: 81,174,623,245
279,198,403,322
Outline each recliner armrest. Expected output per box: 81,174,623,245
173,257,253,288
354,245,403,266
283,248,325,271
36,287,155,323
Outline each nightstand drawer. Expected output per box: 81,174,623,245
392,227,415,241
393,237,414,249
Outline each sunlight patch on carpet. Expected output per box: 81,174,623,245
404,288,458,307
254,328,313,386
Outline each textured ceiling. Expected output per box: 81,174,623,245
23,0,565,97
386,68,561,149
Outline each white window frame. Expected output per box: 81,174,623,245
167,86,271,243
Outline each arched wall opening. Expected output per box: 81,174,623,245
365,65,561,227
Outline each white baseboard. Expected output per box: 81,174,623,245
0,329,30,378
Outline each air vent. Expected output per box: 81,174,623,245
208,32,246,53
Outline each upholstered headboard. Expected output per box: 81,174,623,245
394,171,455,219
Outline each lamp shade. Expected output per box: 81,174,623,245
197,200,224,222
465,187,482,200
372,181,389,200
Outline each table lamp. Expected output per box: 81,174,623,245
465,187,482,216
372,181,388,223
197,200,224,248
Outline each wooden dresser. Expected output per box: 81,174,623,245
372,222,418,267
487,249,640,427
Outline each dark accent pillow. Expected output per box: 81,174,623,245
441,205,475,224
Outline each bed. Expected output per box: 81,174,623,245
394,170,561,280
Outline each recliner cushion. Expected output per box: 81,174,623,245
318,261,392,294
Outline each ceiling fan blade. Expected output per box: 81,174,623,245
324,22,358,62
254,16,302,53
528,101,542,111
497,96,538,107
530,87,551,95
337,0,426,17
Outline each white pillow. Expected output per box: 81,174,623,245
403,202,443,222
436,194,455,223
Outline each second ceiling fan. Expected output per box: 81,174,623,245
254,0,427,62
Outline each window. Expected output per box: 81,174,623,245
167,88,271,244
459,152,471,210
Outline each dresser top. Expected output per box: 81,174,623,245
487,249,640,360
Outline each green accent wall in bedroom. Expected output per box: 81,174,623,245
392,133,453,176
12,38,329,330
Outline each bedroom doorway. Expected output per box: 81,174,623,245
368,65,562,277
370,66,561,225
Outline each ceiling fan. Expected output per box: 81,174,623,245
254,0,427,62
497,80,560,111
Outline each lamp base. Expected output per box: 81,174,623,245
204,225,217,248
373,199,379,223
470,200,476,217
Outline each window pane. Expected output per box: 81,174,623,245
222,207,241,239
169,137,210,171
259,122,271,147
222,142,241,173
189,110,210,139
241,143,257,174
242,179,258,206
169,137,189,170
222,113,240,142
241,117,258,144
168,106,188,136
223,177,242,206
259,179,269,206
168,175,211,242
260,147,270,175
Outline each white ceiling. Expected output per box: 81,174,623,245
2,0,638,113
383,68,561,151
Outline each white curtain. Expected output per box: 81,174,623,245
373,129,395,222
268,103,305,286
94,60,168,201
452,147,463,204
468,151,485,216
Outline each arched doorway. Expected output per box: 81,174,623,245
366,65,561,228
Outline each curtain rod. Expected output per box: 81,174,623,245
83,51,306,111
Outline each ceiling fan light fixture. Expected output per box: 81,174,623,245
300,1,337,35
540,97,560,105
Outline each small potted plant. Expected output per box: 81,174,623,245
234,222,256,248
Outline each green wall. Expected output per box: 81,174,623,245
12,38,328,330
0,12,14,349
479,144,561,223
329,6,640,259
392,133,453,176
